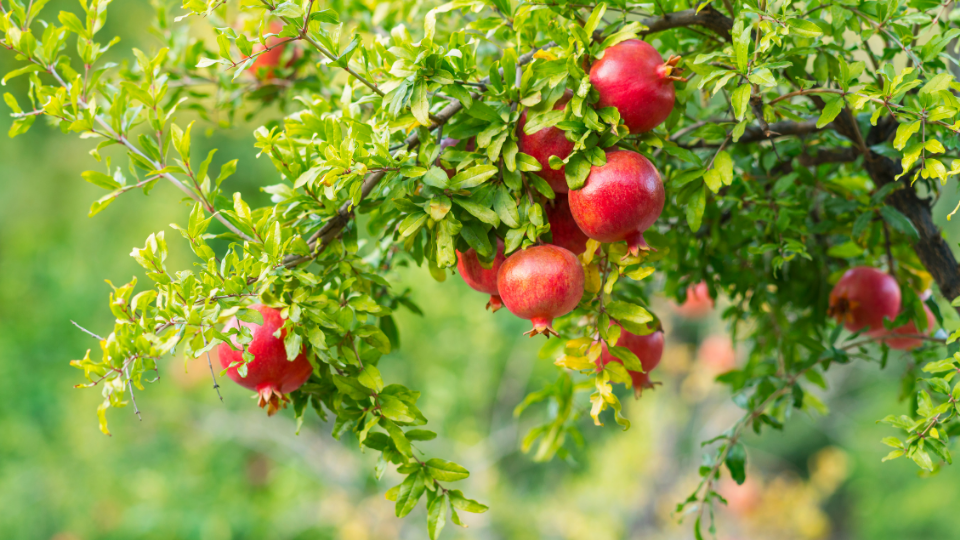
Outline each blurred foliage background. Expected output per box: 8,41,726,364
4,2,960,539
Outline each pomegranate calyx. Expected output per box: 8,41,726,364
661,55,687,81
257,386,290,416
525,317,559,338
633,379,662,399
487,295,503,312
624,230,655,258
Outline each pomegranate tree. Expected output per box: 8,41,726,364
589,39,681,133
497,245,585,336
546,195,590,255
568,150,665,255
217,305,314,415
456,238,507,311
518,90,575,193
596,327,665,397
828,267,901,333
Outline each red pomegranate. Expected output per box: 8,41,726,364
518,90,575,193
248,23,297,79
568,150,665,255
436,137,476,178
870,303,936,350
546,195,590,255
674,281,714,319
828,267,901,333
596,327,664,397
497,245,585,336
697,334,735,374
589,39,680,133
217,305,314,415
456,238,507,312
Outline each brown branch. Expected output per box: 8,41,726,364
640,6,733,41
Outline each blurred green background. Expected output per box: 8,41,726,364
4,3,960,539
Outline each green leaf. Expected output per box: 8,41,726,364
894,121,921,150
395,472,426,517
411,78,431,126
381,418,413,456
879,206,919,241
449,490,489,513
725,442,747,484
685,184,707,231
731,84,751,121
816,96,844,128
826,241,864,258
81,170,121,190
608,345,644,373
787,18,823,37
425,458,470,481
605,301,653,325
427,491,448,540
450,165,498,189
453,197,500,226
494,186,520,228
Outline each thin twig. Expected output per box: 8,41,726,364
72,320,106,341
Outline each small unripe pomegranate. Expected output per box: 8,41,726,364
497,245,585,336
596,327,664,397
546,195,590,255
589,39,680,133
436,137,476,178
456,238,507,312
828,267,901,332
869,303,936,350
674,281,714,319
518,90,575,193
217,305,314,415
568,150,665,255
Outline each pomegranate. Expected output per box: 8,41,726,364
589,39,681,133
517,90,575,193
568,150,665,255
497,245,585,336
436,137,476,178
546,195,590,255
456,238,507,312
217,304,314,415
828,267,901,333
869,303,936,350
596,327,664,397
248,23,297,80
674,281,714,319
697,334,735,374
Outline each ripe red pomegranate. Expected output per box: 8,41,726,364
568,150,665,255
674,281,714,319
436,137,476,178
456,238,507,312
589,39,681,133
248,23,297,79
546,195,590,255
869,303,936,350
497,245,585,336
595,327,664,397
517,90,575,193
697,334,735,374
217,304,314,415
828,267,901,332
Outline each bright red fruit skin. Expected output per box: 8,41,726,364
596,328,664,397
674,281,714,319
546,195,590,255
456,238,507,312
217,305,314,415
869,303,936,350
436,137,476,178
568,150,665,255
828,267,901,333
497,245,585,336
518,90,575,194
589,39,675,133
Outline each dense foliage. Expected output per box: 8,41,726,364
4,0,960,536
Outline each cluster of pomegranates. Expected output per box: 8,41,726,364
828,266,936,350
454,39,680,389
213,40,684,411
